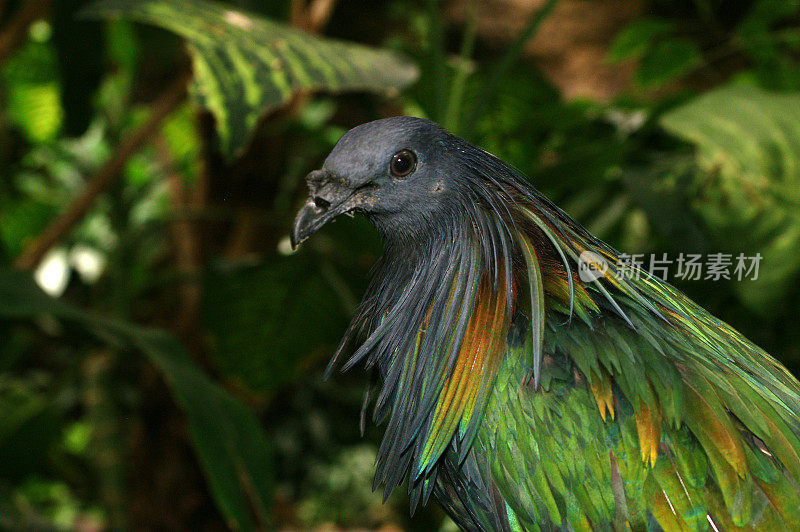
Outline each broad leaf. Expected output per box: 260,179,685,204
660,84,800,311
0,269,273,530
131,330,273,529
83,0,419,156
202,256,351,396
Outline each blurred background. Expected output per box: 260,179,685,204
1,0,799,529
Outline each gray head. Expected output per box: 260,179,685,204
291,117,472,247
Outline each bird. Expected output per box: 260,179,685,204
291,116,800,531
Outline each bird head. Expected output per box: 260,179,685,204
291,116,469,248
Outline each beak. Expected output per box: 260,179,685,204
291,170,362,249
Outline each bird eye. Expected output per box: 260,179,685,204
390,149,417,177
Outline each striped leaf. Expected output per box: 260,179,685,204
660,84,800,311
83,0,419,156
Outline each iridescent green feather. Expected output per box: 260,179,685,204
317,120,800,531
473,201,800,530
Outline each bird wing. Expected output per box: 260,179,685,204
477,279,800,531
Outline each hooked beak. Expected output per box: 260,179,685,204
291,170,366,249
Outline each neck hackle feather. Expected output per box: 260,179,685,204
325,133,800,530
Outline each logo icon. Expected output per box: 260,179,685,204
578,250,609,282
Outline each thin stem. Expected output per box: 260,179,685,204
155,134,201,335
426,0,447,121
443,0,478,132
462,0,560,135
84,350,127,530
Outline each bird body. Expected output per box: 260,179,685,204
292,117,800,531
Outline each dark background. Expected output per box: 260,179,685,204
1,0,799,529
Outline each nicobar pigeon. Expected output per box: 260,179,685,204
291,117,800,531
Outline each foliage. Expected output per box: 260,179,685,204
0,270,274,529
0,0,799,530
83,0,419,156
2,35,63,143
608,0,800,90
660,84,800,311
202,256,353,396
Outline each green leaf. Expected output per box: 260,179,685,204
82,0,419,157
202,257,350,396
131,331,274,530
637,38,700,87
606,19,674,64
0,269,274,530
659,84,800,311
1,41,63,143
0,198,57,258
736,1,800,90
739,0,800,34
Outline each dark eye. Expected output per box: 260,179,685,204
390,149,417,177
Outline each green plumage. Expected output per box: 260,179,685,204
294,117,800,531
475,205,800,530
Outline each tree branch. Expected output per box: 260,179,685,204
290,0,338,33
15,73,190,270
155,134,201,335
306,0,337,32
